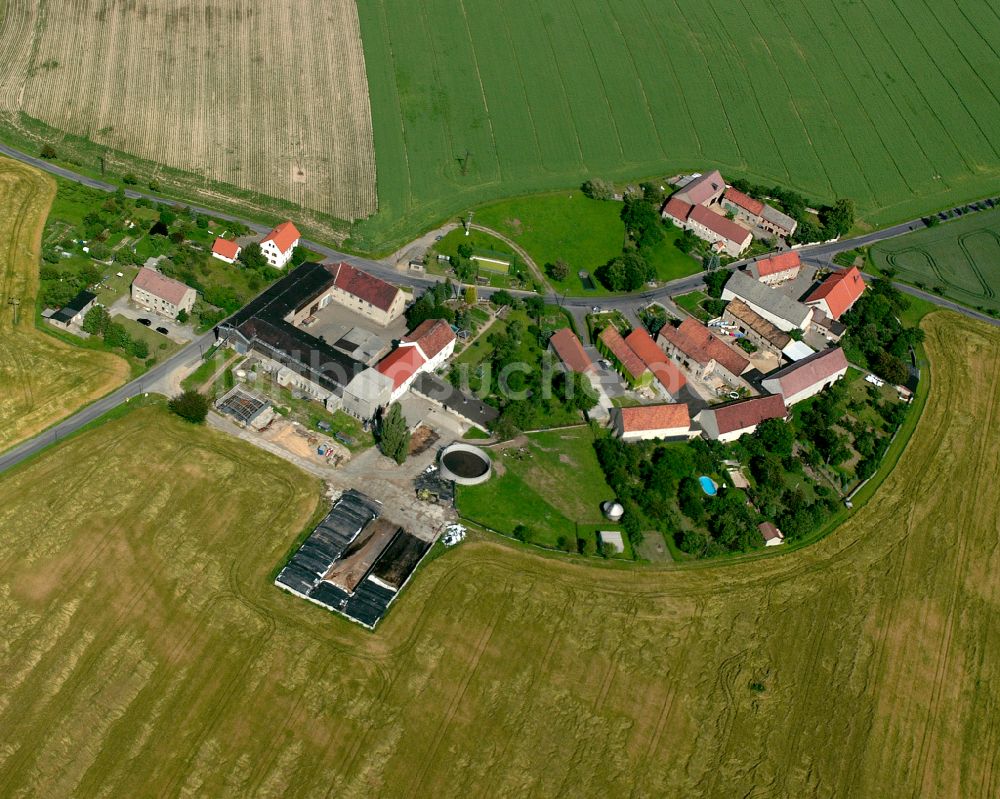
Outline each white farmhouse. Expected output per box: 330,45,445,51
260,221,301,269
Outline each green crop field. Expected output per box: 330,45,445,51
0,312,997,796
871,208,1000,314
353,0,1000,252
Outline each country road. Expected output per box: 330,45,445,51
0,140,995,476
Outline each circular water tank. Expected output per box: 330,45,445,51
602,501,625,521
439,443,492,486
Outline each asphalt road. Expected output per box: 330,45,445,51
0,140,995,475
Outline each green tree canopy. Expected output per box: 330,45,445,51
169,390,209,424
376,403,411,464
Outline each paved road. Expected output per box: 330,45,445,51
1,140,995,476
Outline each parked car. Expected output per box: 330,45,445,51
137,318,151,326
155,326,169,335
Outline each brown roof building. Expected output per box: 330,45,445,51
548,328,594,374
673,170,726,207
600,326,646,382
131,267,196,317
696,394,788,442
750,251,802,284
805,267,866,320
761,347,849,405
624,328,687,396
657,318,751,384
723,299,790,356
613,403,691,442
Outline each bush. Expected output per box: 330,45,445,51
129,338,149,359
40,144,58,159
169,390,209,424
546,259,569,281
122,173,139,185
581,178,614,200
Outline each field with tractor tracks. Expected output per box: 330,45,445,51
354,0,1000,251
872,208,1000,315
0,312,996,797
0,157,126,453
0,0,376,227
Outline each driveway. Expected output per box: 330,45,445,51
107,295,195,343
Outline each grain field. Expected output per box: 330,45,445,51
0,312,996,797
0,156,127,452
0,0,376,223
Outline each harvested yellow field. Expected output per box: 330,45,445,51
0,0,376,223
0,157,126,452
0,313,996,797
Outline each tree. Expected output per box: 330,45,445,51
620,197,664,249
169,390,210,424
40,144,58,159
176,308,189,323
129,338,150,359
524,295,544,321
703,269,731,298
375,402,410,464
103,321,132,350
547,259,570,281
556,370,599,413
512,524,529,542
464,285,477,305
291,245,309,266
82,305,111,336
820,198,855,238
122,173,139,185
595,252,652,292
581,178,614,200
238,241,267,271
457,242,473,259
491,289,514,307
158,208,176,226
755,418,794,456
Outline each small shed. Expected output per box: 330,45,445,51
758,522,785,547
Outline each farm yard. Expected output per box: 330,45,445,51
0,313,997,796
871,208,1000,315
0,0,375,234
354,0,1000,252
0,157,127,453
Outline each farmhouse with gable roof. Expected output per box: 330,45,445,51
260,221,301,268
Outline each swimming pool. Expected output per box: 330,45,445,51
699,476,718,496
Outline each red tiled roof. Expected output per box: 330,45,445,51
132,267,192,306
723,186,764,216
403,318,456,360
764,347,848,399
674,170,725,206
755,251,801,277
688,204,752,246
623,328,686,393
548,327,594,374
662,197,693,222
329,262,402,312
376,345,426,390
658,318,750,376
619,403,690,433
261,221,300,254
599,326,646,380
212,237,241,259
708,394,788,435
805,266,866,320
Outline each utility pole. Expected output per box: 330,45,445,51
8,297,20,326
464,211,474,236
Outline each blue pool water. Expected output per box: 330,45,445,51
699,476,718,496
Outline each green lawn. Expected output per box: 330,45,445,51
352,0,1000,255
673,290,710,321
472,192,624,285
111,315,181,359
457,427,629,556
643,228,703,283
870,209,1000,316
